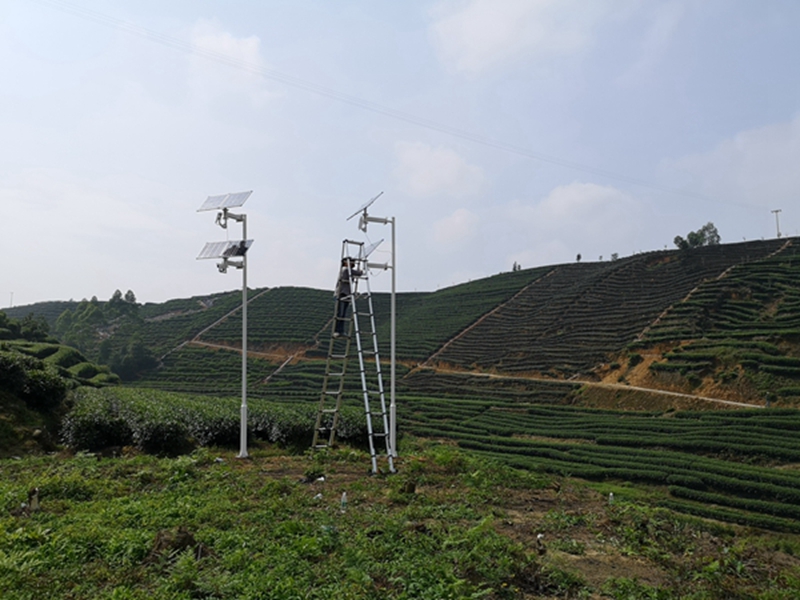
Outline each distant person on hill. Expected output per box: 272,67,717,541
334,257,362,337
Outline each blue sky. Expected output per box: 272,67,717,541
2,0,799,306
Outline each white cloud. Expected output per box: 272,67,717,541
190,18,263,73
188,18,274,106
504,182,646,266
616,1,685,86
429,0,621,74
4,169,170,236
433,207,480,246
393,141,484,197
512,181,640,228
662,114,800,209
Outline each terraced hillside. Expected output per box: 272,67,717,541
402,392,800,533
198,287,332,348
433,239,786,377
370,265,551,360
138,290,246,357
627,239,800,401
11,238,800,408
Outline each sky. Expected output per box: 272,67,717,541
2,0,799,307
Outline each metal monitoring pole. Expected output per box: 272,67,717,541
347,192,398,458
772,209,782,239
197,190,254,458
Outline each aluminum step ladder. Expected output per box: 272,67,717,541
313,240,395,474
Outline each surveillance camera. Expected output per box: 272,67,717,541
217,261,228,273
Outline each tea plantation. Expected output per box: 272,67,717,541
6,237,800,597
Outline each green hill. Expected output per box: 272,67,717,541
10,238,800,582
0,306,121,454
11,237,800,407
4,300,78,328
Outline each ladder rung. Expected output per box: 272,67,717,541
320,408,338,414
323,391,340,396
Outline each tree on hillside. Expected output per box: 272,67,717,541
674,222,721,250
0,311,20,339
54,289,143,364
110,336,157,381
0,311,50,342
106,289,140,319
20,314,50,342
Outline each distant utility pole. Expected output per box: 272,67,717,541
9,292,13,308
772,209,782,238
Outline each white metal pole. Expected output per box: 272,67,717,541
239,215,249,458
772,209,782,239
390,216,397,458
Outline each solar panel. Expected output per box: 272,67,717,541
197,190,253,212
197,239,254,259
363,239,384,258
346,191,383,221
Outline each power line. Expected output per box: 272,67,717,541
31,0,763,210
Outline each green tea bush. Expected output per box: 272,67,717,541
61,389,133,450
0,349,67,411
62,387,369,454
43,345,86,369
69,362,100,379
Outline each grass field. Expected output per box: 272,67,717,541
3,443,800,599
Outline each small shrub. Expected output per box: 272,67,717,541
686,372,702,388
69,362,100,379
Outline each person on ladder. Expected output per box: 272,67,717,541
333,257,362,337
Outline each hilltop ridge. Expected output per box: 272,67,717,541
8,237,800,407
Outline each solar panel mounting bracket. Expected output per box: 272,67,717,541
347,191,384,232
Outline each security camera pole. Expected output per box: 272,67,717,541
347,192,398,458
197,191,254,458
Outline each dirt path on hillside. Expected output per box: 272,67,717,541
582,380,762,408
187,340,295,361
416,365,764,409
176,336,765,409
158,289,274,362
